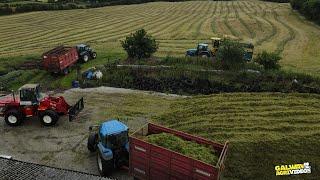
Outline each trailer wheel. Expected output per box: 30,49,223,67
87,133,98,152
40,110,59,126
5,109,23,126
82,54,89,63
63,68,69,75
92,52,97,59
97,152,113,177
200,53,210,58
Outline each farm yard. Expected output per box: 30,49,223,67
0,0,320,75
0,87,319,179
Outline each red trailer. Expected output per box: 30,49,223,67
42,46,79,75
129,123,229,180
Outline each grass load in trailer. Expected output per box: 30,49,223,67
129,123,229,180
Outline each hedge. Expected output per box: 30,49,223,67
82,64,320,95
291,0,320,24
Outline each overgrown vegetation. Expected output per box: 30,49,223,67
291,0,320,24
255,51,281,70
145,132,218,165
81,58,320,95
216,40,246,70
121,29,158,60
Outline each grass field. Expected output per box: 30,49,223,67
63,90,320,179
0,0,320,75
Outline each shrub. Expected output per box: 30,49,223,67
216,39,246,70
121,29,158,60
255,51,281,70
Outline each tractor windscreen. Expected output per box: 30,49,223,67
107,131,128,149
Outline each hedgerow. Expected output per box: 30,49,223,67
291,0,320,24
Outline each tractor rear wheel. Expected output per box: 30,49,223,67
40,110,59,126
97,152,113,177
5,109,23,126
87,133,98,152
200,53,210,58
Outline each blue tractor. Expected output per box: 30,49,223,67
185,43,213,58
87,120,129,176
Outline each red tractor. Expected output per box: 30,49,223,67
0,84,84,126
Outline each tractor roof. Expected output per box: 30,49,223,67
198,43,208,46
76,44,88,48
19,84,39,90
100,120,128,136
211,37,221,41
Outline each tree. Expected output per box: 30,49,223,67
121,29,158,59
216,39,246,70
254,51,281,70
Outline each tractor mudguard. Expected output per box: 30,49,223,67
68,97,84,121
98,143,113,161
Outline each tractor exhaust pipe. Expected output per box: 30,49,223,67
11,90,15,102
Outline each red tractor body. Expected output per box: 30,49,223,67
0,84,83,126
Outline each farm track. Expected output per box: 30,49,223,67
0,1,320,74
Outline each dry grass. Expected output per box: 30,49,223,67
0,1,319,75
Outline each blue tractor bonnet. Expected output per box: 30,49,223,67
99,120,128,137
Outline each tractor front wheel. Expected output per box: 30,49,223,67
5,109,23,126
92,52,97,59
97,152,113,177
87,133,98,152
40,110,59,126
82,54,89,63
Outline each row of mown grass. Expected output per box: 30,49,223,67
1,1,319,75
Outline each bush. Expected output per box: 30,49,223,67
216,39,246,70
255,51,281,70
121,29,158,60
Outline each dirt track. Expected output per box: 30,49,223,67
0,87,182,179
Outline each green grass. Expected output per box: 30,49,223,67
146,132,218,165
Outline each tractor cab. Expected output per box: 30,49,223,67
76,44,97,62
87,120,129,176
186,43,212,58
19,84,42,105
211,37,222,48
